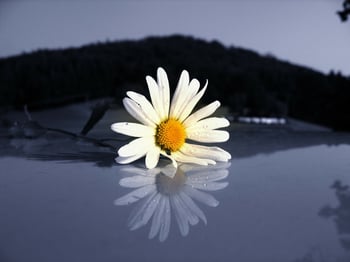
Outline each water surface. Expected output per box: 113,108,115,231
1,106,350,262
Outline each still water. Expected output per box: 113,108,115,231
1,112,350,261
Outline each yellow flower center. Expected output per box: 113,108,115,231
156,118,186,154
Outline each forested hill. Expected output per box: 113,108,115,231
0,35,349,131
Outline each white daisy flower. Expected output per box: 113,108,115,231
114,162,230,241
111,67,231,169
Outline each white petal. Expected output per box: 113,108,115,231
187,129,229,143
123,98,156,127
181,143,231,162
170,70,189,117
145,146,161,169
172,151,216,166
187,117,230,131
183,101,221,127
127,91,160,123
118,137,154,157
178,80,208,122
146,76,163,119
159,152,178,169
115,153,146,165
171,78,200,119
157,67,170,118
111,122,154,137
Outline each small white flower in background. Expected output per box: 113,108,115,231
114,162,230,242
111,67,231,169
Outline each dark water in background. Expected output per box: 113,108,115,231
1,105,350,262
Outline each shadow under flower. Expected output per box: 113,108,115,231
114,161,230,242
28,151,117,168
1,135,118,167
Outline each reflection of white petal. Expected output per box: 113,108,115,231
119,175,155,188
149,196,171,242
180,162,231,173
183,185,219,207
184,165,230,192
115,163,229,241
149,196,166,239
171,195,190,236
187,180,229,191
114,184,156,205
159,197,171,242
188,169,229,183
178,192,199,226
128,191,159,230
139,193,162,230
179,191,207,225
120,166,161,177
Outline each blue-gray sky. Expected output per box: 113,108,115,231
0,0,349,75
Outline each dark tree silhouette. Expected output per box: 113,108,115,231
1,35,350,131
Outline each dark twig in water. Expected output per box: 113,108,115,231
338,0,350,21
45,127,116,150
24,105,32,121
6,101,127,151
80,100,111,136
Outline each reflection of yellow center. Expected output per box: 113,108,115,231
156,118,186,153
156,168,187,195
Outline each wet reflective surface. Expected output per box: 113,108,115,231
1,106,350,262
115,162,229,242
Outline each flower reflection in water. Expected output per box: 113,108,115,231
114,162,230,241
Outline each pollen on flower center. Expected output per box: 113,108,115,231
156,118,186,153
